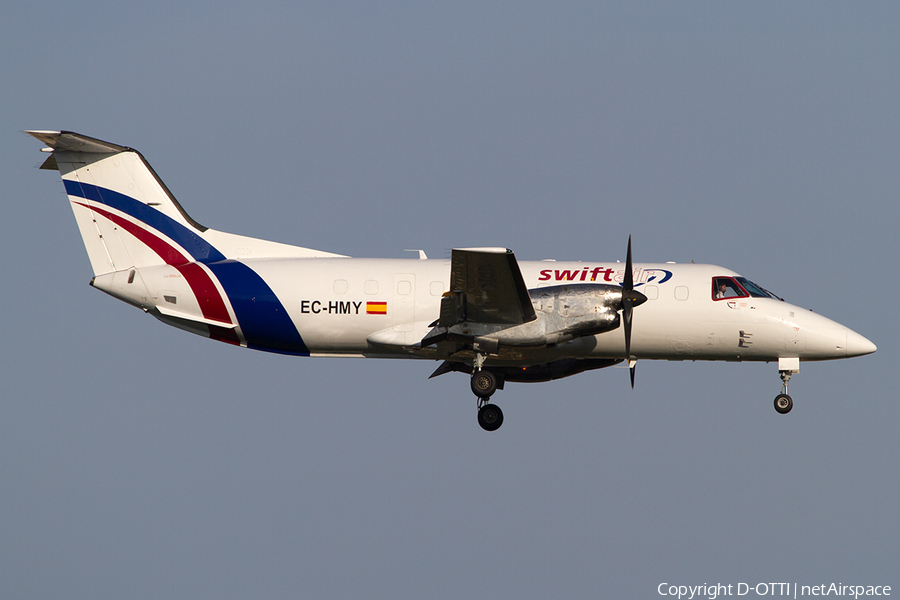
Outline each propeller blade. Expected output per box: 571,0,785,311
622,235,635,360
621,235,647,390
623,301,633,360
624,235,634,292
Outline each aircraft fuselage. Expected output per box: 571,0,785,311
91,256,873,365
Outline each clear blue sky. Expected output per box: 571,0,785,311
2,2,897,598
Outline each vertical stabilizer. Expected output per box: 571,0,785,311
27,130,209,276
28,130,346,276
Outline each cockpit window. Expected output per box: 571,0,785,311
712,277,747,300
735,277,780,299
712,276,781,301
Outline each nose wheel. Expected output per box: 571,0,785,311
774,393,793,414
774,370,793,414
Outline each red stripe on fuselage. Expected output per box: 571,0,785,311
75,202,233,326
209,324,241,346
173,262,233,325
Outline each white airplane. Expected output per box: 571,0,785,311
28,130,877,430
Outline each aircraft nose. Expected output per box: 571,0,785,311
845,328,877,358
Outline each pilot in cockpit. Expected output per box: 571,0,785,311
714,278,742,300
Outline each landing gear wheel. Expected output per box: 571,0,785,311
478,403,504,431
471,370,498,398
774,393,793,414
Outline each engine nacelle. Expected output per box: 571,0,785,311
489,284,623,347
422,283,628,351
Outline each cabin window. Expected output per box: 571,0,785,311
333,280,348,294
712,277,748,301
365,280,378,295
430,281,444,296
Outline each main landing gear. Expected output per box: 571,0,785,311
472,354,503,431
774,370,793,414
477,398,503,431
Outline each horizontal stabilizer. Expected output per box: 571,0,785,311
27,130,130,154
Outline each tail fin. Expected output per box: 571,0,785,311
28,130,343,276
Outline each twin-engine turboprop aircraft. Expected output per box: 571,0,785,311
28,131,877,430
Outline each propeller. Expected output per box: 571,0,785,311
621,235,647,388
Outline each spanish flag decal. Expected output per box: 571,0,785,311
366,301,388,315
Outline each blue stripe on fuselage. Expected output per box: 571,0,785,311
206,260,310,356
64,180,309,355
64,179,225,262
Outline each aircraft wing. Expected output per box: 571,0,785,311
448,247,536,325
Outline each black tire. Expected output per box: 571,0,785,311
478,403,504,431
774,393,793,414
471,370,497,398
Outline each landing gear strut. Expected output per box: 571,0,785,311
774,370,793,414
472,354,503,431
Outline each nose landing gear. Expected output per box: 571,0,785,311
773,358,799,414
774,369,793,414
